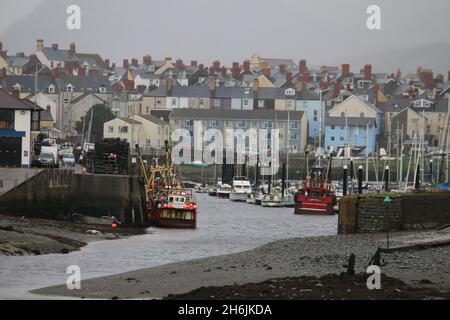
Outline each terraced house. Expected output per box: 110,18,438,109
169,109,307,155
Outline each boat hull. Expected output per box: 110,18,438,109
230,192,249,202
217,192,230,199
294,202,335,215
261,200,284,207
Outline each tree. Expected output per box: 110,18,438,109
75,104,115,143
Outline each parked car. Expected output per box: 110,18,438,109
39,153,58,168
61,153,76,166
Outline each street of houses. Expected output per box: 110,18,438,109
1,39,450,167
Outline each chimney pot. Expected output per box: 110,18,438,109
190,60,198,67
104,59,110,69
131,58,138,66
176,59,185,70
232,66,241,79
123,59,129,69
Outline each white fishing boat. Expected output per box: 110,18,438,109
217,183,232,199
229,176,252,202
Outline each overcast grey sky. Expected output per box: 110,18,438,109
1,0,449,73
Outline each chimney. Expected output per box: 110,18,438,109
302,72,311,83
262,68,271,79
333,83,341,97
208,78,216,94
364,64,372,80
232,65,241,79
0,68,6,79
285,72,293,84
36,39,44,51
209,67,215,76
221,67,227,78
190,60,198,68
372,84,380,102
78,67,86,77
198,64,205,73
299,60,307,74
64,61,73,75
213,60,220,71
69,42,76,55
252,79,259,92
167,79,173,96
448,70,450,82
243,60,250,73
165,57,172,63
104,59,110,69
422,72,434,87
111,62,116,69
131,58,138,67
175,59,185,70
341,64,350,77
52,43,58,50
143,55,152,65
51,69,59,79
123,59,129,69
0,41,2,51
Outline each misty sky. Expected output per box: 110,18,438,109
0,0,449,73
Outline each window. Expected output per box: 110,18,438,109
262,121,273,129
171,98,177,106
199,98,204,106
237,121,247,128
330,136,335,141
119,126,128,133
290,122,299,129
340,126,345,130
99,86,107,93
145,106,150,114
65,84,73,92
48,85,55,93
313,110,318,116
340,136,345,141
243,99,249,106
209,120,220,128
146,139,151,145
287,100,293,108
0,110,14,129
340,112,345,117
156,99,162,106
360,113,364,118
331,125,335,130
64,98,69,104
258,100,264,108
108,126,114,133
185,119,194,127
289,132,299,140
213,99,221,108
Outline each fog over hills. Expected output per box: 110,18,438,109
1,0,449,74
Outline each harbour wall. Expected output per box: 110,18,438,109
0,169,147,226
338,193,450,234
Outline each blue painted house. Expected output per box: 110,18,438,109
324,95,381,155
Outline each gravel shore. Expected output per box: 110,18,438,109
32,230,450,299
0,215,145,256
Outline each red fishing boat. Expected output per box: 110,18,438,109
294,157,337,215
149,192,197,229
138,142,197,229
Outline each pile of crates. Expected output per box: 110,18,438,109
85,138,130,175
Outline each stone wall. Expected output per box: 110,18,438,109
0,169,147,227
339,192,450,234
